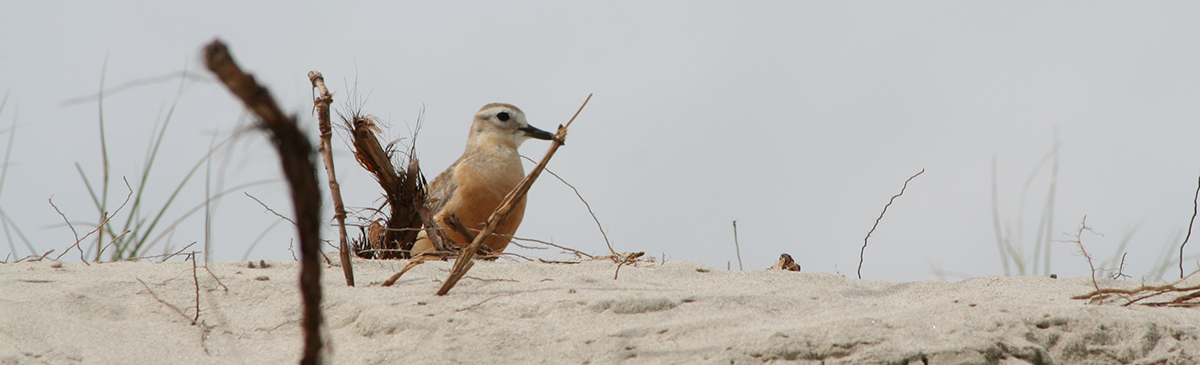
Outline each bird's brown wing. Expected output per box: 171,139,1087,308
425,160,459,218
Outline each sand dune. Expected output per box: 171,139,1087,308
2,259,1198,364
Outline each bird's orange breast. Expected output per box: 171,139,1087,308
436,159,526,252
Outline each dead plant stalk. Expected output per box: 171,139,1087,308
309,71,355,286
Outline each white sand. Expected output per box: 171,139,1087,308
2,259,1199,364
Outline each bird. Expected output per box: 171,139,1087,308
409,103,554,257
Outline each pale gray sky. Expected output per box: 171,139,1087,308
2,2,1198,281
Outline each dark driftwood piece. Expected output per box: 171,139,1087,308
342,114,429,259
437,94,592,296
203,40,324,365
308,71,354,287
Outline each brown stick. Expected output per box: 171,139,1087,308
190,252,200,324
309,71,355,287
203,40,324,365
437,94,592,296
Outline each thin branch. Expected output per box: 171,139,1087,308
1073,271,1200,307
1181,171,1199,279
137,278,195,325
245,192,297,225
203,264,229,291
520,156,615,256
506,235,594,259
732,221,743,271
858,169,924,279
614,252,645,280
48,197,83,262
53,178,134,263
190,253,201,323
95,229,132,261
1110,252,1130,280
1064,216,1101,293
106,241,198,262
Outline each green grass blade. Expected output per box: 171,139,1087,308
126,136,234,257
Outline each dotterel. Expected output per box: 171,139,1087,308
410,103,553,256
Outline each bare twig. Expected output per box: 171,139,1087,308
53,178,134,263
48,198,85,263
1062,216,1102,293
732,220,743,271
520,156,615,256
614,252,645,280
1181,172,1199,279
245,192,296,226
310,71,354,287
858,169,924,279
494,251,536,262
380,258,425,287
1073,271,1200,307
137,278,195,325
507,235,594,259
437,94,592,296
95,229,132,261
190,252,201,323
160,242,197,262
1111,252,1130,280
112,241,196,263
204,39,324,365
204,265,228,291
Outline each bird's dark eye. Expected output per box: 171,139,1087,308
496,112,510,121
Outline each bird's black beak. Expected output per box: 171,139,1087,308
519,124,554,140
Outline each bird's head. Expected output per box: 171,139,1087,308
469,103,553,148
